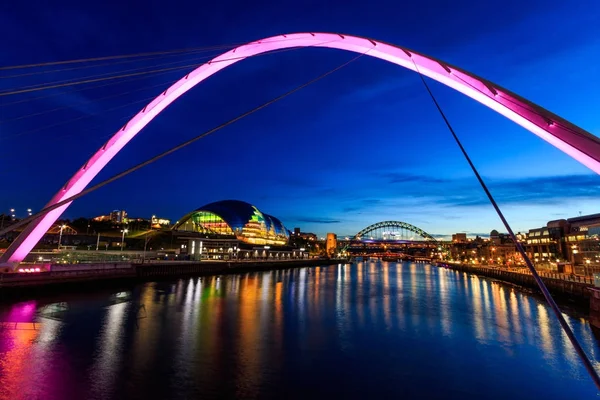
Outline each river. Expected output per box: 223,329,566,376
0,262,599,399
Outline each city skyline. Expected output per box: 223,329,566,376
2,204,592,241
2,1,600,239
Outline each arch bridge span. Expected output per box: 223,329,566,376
3,32,600,266
354,220,436,242
343,220,439,259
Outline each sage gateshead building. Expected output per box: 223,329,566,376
172,200,307,260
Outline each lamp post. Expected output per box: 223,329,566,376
143,215,154,262
571,244,579,271
585,258,591,277
121,229,128,251
58,224,66,249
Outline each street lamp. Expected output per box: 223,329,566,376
121,229,128,251
58,224,66,249
585,258,591,277
143,215,155,262
571,244,579,266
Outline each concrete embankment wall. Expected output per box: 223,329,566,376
136,259,337,278
0,264,136,288
0,259,348,296
439,263,593,304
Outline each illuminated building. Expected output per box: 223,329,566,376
174,200,288,246
562,214,600,270
326,233,337,256
93,210,128,223
4,33,600,266
110,210,127,224
525,226,564,263
291,228,318,241
172,200,303,260
452,233,467,243
522,213,600,274
151,216,171,227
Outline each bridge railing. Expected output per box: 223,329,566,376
445,263,595,285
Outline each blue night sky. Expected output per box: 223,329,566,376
1,0,600,238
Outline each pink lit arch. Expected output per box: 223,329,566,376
3,32,600,265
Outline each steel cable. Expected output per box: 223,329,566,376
0,46,235,80
410,57,600,392
0,36,310,72
0,50,368,239
0,42,258,71
0,42,334,99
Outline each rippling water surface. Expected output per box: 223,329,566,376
1,262,599,399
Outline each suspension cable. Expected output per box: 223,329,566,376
410,58,600,391
0,42,253,71
0,38,328,109
0,75,180,126
2,92,166,140
0,62,212,97
0,42,332,110
0,51,225,94
1,41,339,142
0,51,368,238
0,62,205,108
0,36,306,72
450,72,600,145
0,42,335,98
0,46,347,156
0,47,234,80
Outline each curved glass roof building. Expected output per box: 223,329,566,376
173,200,289,246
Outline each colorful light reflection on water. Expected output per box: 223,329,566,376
0,263,599,399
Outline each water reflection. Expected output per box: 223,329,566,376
0,301,63,399
0,263,599,399
438,268,452,337
471,276,486,341
89,301,129,399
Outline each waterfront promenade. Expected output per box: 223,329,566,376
438,262,595,303
448,262,595,284
0,258,348,294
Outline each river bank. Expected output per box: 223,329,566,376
437,262,594,308
2,262,597,399
0,258,348,300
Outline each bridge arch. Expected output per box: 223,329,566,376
3,32,600,264
354,221,436,242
